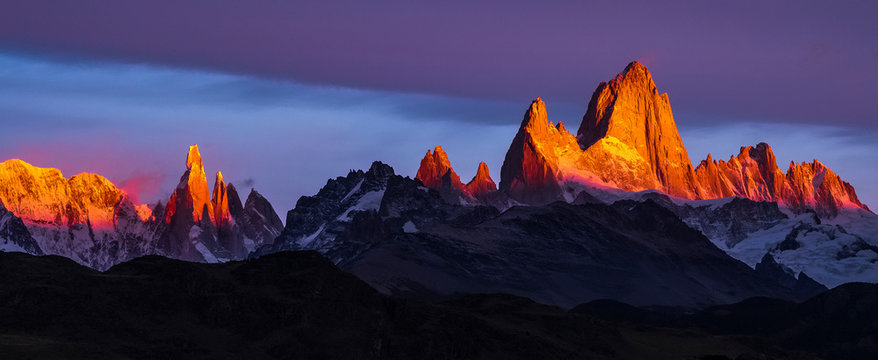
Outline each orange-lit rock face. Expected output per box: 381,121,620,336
416,145,466,192
499,98,570,204
693,154,737,199
694,143,869,216
0,159,125,229
785,161,869,215
417,146,498,201
695,143,788,202
466,162,497,198
501,64,701,204
578,61,699,199
211,171,231,227
498,61,869,215
166,145,215,224
134,203,154,222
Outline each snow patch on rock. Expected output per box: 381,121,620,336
403,221,418,233
341,179,364,203
298,224,326,247
337,189,385,222
194,240,218,263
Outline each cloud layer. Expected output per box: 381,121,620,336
1,51,876,211
0,1,875,128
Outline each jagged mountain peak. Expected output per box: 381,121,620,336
414,145,499,204
0,145,283,270
577,61,699,199
704,153,714,163
695,142,870,216
416,145,464,192
186,144,203,170
168,144,214,223
212,171,230,227
785,158,870,215
474,162,491,180
498,98,574,204
0,158,125,229
245,187,266,203
498,63,700,203
556,121,568,134
519,97,553,135
515,97,575,146
490,62,869,216
367,161,395,179
739,142,776,163
432,145,449,161
615,61,658,91
226,183,244,218
466,162,497,198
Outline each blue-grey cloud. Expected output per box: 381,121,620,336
0,50,875,213
0,1,875,129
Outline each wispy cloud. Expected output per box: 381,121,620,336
0,50,875,211
0,1,875,128
0,51,520,209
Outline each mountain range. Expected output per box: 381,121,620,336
0,145,282,270
0,61,875,310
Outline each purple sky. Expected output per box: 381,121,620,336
0,1,876,211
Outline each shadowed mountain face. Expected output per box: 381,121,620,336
258,162,824,309
0,251,872,359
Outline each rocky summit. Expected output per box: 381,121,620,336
0,60,874,311
579,61,700,199
465,162,497,199
0,145,282,270
416,145,500,204
487,61,870,216
259,160,827,309
364,61,877,300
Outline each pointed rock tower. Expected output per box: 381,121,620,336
694,154,737,199
466,162,497,198
211,171,231,227
578,61,700,199
416,146,466,193
500,63,702,204
499,98,579,204
475,61,870,215
160,144,285,261
166,145,214,224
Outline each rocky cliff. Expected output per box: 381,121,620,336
495,61,869,216
0,145,282,269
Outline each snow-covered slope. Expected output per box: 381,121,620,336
727,213,878,287
577,187,878,288
0,146,283,270
681,201,878,288
0,204,41,255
